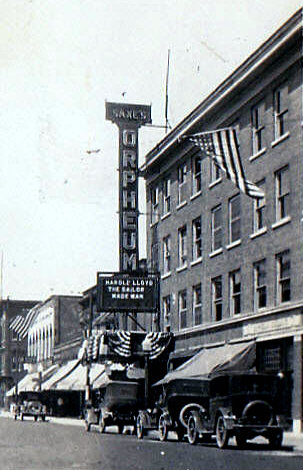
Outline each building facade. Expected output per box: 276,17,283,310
26,295,82,372
0,299,39,407
142,10,303,431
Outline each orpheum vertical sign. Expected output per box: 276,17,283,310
106,102,152,272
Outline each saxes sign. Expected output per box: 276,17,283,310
106,102,151,272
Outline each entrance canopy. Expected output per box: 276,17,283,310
155,341,256,386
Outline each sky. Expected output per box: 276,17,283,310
0,0,301,301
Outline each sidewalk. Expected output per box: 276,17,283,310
1,410,303,453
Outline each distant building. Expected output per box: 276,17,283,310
142,10,303,432
0,299,39,407
26,295,82,372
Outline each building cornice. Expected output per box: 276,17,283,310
141,8,302,173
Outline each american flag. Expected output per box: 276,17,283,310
188,128,265,199
9,308,38,339
144,332,173,359
107,330,132,357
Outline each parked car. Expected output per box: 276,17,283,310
14,399,47,422
136,378,209,441
84,380,143,434
186,372,284,449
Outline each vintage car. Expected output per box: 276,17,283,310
136,378,210,441
14,399,47,422
186,372,284,449
84,380,143,434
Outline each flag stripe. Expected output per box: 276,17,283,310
188,128,265,199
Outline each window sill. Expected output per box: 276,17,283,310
176,201,187,210
176,264,188,273
209,248,223,258
190,191,202,201
191,257,202,267
249,148,266,162
209,178,222,189
226,239,241,250
271,131,290,148
161,272,171,280
250,227,267,239
272,216,291,230
161,212,171,221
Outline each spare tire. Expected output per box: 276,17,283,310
179,403,205,428
242,400,273,426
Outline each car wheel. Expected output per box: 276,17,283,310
118,424,124,434
158,414,168,442
216,415,230,449
136,415,144,440
269,432,283,449
98,413,106,433
236,434,247,448
85,420,91,432
187,415,198,445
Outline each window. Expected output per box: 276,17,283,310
178,163,187,205
251,101,265,154
192,217,202,261
253,180,266,232
253,259,267,310
212,276,223,321
163,236,171,274
192,154,202,195
228,194,241,244
162,295,171,331
162,177,171,216
276,250,291,303
210,159,221,184
151,186,159,224
193,284,202,326
275,166,290,222
273,83,288,140
230,269,241,315
178,226,187,268
178,290,187,329
211,205,222,252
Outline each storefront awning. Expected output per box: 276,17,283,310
6,364,60,397
42,360,80,391
55,363,106,391
155,341,256,386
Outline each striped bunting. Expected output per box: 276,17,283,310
188,128,265,199
144,332,173,359
107,330,131,357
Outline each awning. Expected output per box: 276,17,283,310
55,363,106,391
155,341,256,386
42,359,80,391
6,364,60,397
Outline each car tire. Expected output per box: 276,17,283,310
187,415,198,445
98,413,106,434
85,420,91,432
136,415,144,440
268,432,283,449
158,414,168,442
215,415,230,449
118,424,124,434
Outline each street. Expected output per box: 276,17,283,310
0,417,302,470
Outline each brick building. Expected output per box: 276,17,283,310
142,10,303,431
